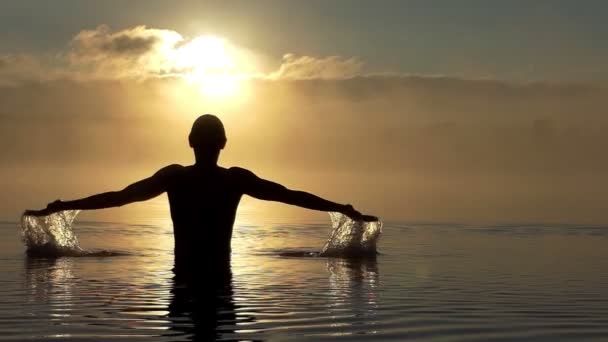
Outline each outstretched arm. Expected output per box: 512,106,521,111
238,168,376,221
26,165,180,216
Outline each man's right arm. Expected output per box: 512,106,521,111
25,164,182,216
233,167,376,221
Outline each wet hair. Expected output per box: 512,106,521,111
188,114,227,150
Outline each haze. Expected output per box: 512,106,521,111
1,1,607,223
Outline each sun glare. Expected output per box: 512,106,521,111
170,35,242,99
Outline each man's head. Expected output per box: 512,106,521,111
188,114,227,152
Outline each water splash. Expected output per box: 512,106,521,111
21,211,123,257
320,212,382,257
21,210,380,258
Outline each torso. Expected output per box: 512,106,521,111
165,165,245,278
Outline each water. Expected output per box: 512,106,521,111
1,211,608,341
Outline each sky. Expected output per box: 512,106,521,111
1,1,607,223
2,0,608,81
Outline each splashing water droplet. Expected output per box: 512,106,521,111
21,210,86,256
320,212,382,257
21,211,125,257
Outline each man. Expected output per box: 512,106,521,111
27,114,375,279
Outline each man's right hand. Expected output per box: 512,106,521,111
24,200,66,217
341,204,378,222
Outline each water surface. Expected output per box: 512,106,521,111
1,214,608,341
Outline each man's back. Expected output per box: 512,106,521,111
165,165,246,278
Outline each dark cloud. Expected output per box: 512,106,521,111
98,34,160,55
63,25,183,78
70,25,167,57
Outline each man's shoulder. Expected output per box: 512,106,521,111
225,167,260,192
163,163,187,172
226,166,256,179
155,164,186,178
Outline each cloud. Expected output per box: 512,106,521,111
66,27,367,81
72,26,162,56
68,25,183,79
270,54,363,80
0,26,367,83
0,25,263,82
5,24,607,87
0,26,186,83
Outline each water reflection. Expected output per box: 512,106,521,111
22,253,381,340
326,257,380,337
167,268,261,341
24,256,79,338
25,257,76,306
327,257,379,288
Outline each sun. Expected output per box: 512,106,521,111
170,35,242,98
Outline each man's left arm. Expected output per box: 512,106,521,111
235,167,376,221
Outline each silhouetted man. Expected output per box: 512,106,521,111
27,114,374,280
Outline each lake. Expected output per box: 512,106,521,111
1,206,608,341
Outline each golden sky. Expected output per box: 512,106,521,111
1,9,607,224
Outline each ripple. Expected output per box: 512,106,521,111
1,220,608,341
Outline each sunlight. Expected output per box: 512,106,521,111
170,35,242,99
175,36,232,70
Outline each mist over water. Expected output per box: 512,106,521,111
3,78,608,224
